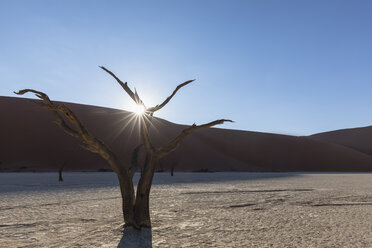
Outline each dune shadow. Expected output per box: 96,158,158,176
117,226,152,248
151,172,304,185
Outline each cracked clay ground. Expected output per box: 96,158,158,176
1,172,372,247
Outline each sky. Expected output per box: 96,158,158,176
1,0,372,136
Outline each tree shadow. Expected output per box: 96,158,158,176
117,226,152,248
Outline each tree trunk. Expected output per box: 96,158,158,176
134,154,157,228
117,171,136,227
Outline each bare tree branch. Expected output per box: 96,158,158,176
157,119,233,157
100,66,194,115
99,66,146,108
15,89,52,103
15,90,80,139
146,79,195,113
14,89,123,174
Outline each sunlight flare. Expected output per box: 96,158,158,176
134,104,146,115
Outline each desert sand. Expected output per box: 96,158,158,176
1,172,372,247
310,126,372,156
2,96,372,172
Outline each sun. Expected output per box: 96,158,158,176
134,104,146,115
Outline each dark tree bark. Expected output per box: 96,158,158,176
15,67,232,229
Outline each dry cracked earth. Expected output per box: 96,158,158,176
1,172,372,247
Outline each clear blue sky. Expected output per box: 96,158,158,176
1,0,372,135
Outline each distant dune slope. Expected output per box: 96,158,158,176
1,96,372,172
310,126,372,156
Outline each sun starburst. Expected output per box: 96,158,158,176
134,104,146,115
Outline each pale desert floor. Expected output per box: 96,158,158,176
1,172,372,247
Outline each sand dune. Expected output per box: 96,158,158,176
1,96,372,172
310,126,372,156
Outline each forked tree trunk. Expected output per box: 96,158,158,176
117,155,157,228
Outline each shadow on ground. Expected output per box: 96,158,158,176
117,227,152,248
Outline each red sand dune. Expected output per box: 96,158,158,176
310,126,372,156
1,96,372,172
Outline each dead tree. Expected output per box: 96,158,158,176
15,67,232,229
170,160,178,176
58,161,67,182
58,167,63,182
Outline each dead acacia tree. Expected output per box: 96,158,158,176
58,165,64,182
15,67,232,229
58,161,67,182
